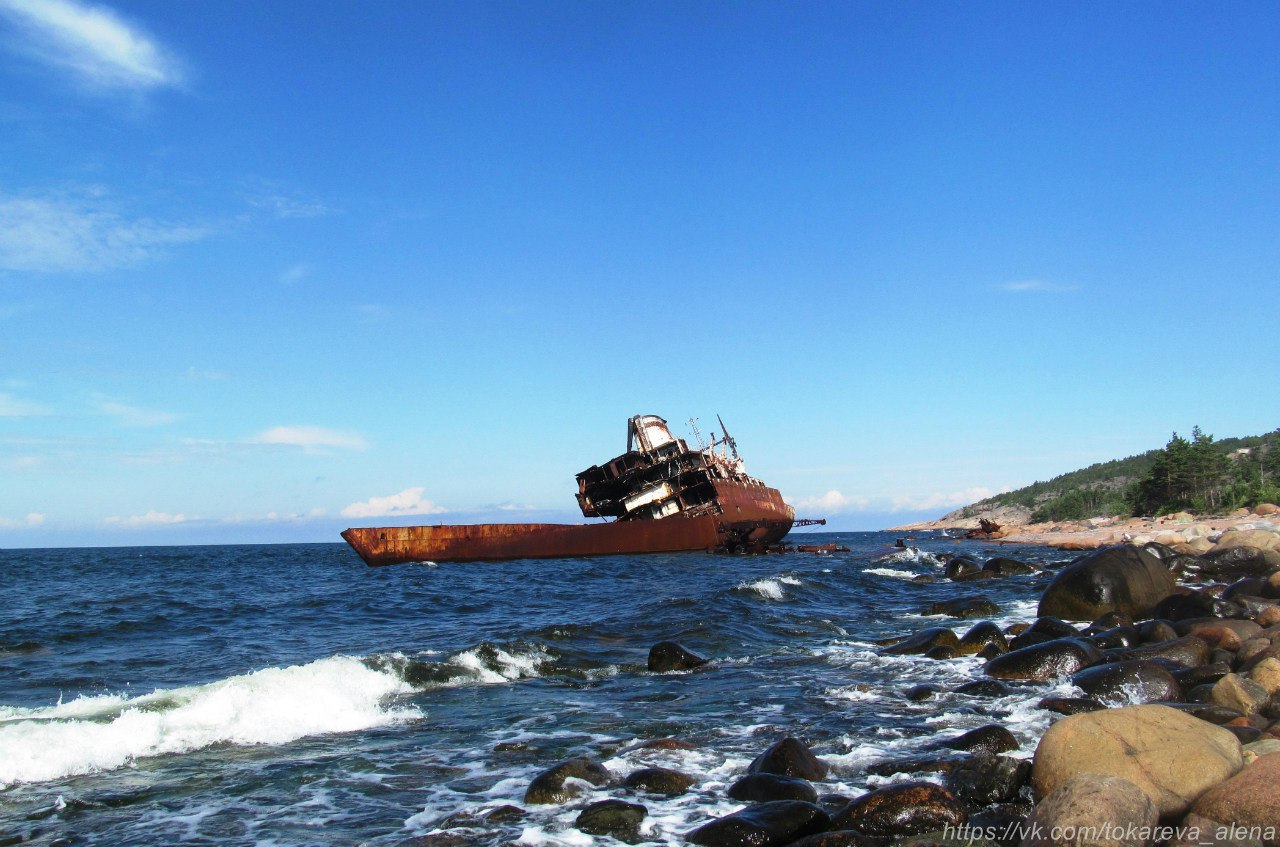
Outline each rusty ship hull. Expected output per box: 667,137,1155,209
343,480,794,565
342,415,802,566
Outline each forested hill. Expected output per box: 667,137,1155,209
939,428,1280,525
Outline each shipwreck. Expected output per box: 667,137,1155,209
342,414,820,565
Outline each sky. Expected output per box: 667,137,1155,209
0,0,1277,547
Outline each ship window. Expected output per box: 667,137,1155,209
380,533,386,540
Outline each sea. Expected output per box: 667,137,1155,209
0,532,1080,846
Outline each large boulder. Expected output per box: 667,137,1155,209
984,637,1104,682
622,766,696,796
829,781,966,838
1038,545,1177,621
1031,704,1243,818
687,800,829,847
1191,753,1280,846
1020,774,1157,847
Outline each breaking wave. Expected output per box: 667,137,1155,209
0,655,419,787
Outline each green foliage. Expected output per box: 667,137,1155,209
1127,426,1279,516
956,425,1280,524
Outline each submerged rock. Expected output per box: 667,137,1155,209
524,757,612,804
728,773,819,804
748,737,829,781
647,641,708,672
830,781,966,838
687,800,830,847
575,800,646,843
882,627,961,656
622,766,696,796
922,596,1001,619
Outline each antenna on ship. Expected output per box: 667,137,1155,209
716,414,740,460
688,417,707,451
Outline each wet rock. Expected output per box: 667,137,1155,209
1031,704,1243,818
981,557,1036,577
954,570,1000,583
882,627,961,656
622,766,696,796
1088,625,1142,650
1200,546,1276,578
647,641,708,672
954,679,1011,698
575,800,646,843
923,596,1001,619
728,773,819,803
1038,545,1177,622
1010,618,1080,651
1153,701,1246,725
830,782,966,838
1121,635,1212,667
977,642,1005,660
934,725,1019,755
925,645,959,660
626,737,697,751
524,757,612,804
1249,657,1280,696
946,556,984,581
1038,696,1105,715
958,622,1009,656
785,831,877,847
1021,774,1157,847
1153,592,1242,621
1172,661,1232,689
1211,673,1271,715
687,800,830,847
481,805,525,824
1223,578,1272,602
907,683,942,702
1086,611,1135,633
984,638,1103,682
1070,659,1181,704
1137,620,1178,643
944,754,1030,807
1226,725,1263,744
1191,752,1280,842
748,737,829,781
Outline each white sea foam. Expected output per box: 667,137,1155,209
448,643,552,685
0,654,420,787
739,575,800,600
862,567,918,580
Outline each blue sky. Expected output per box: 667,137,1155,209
1,1,1277,546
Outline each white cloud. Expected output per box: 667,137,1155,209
253,426,368,452
0,0,183,90
104,509,189,526
0,390,49,416
890,487,997,512
26,512,45,525
341,487,447,519
792,489,871,513
0,512,46,528
93,395,179,427
279,264,309,285
249,193,330,220
0,194,208,273
1000,279,1078,293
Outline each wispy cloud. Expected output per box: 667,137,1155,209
92,395,179,427
252,425,368,452
341,487,447,519
890,487,997,512
0,193,208,273
104,509,190,526
792,489,870,513
1000,279,1078,293
248,192,331,220
0,390,49,416
0,0,184,91
279,264,309,285
0,512,45,528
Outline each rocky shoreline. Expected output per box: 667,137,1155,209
893,504,1280,554
418,517,1280,847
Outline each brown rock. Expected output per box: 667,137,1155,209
1249,657,1280,696
1212,530,1280,553
1038,545,1178,622
1211,673,1271,715
1259,606,1280,628
1031,704,1243,818
1191,624,1245,652
1191,752,1280,845
524,757,612,804
1256,504,1280,517
830,782,966,838
748,737,829,781
1020,774,1157,847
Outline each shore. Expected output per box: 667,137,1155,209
891,504,1280,553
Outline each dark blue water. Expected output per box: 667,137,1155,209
0,533,1073,846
